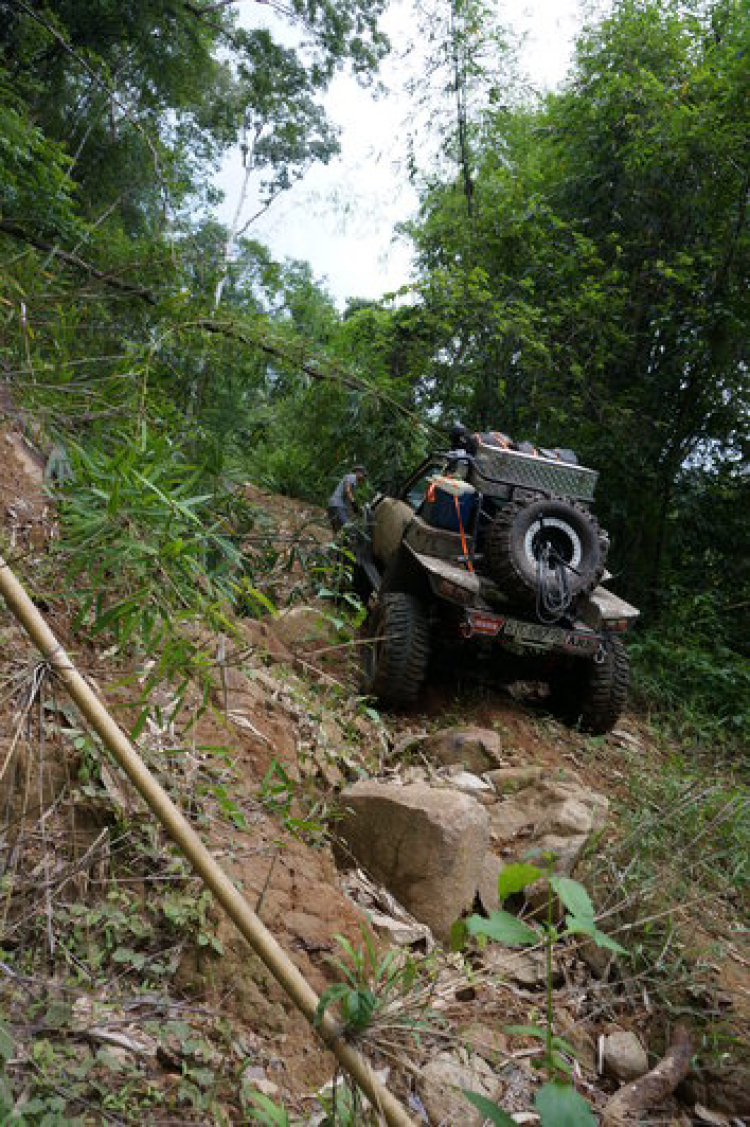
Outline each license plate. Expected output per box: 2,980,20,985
503,620,558,646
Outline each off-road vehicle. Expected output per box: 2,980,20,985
351,437,639,734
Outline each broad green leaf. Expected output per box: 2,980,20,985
564,918,627,955
550,876,594,921
563,916,596,939
534,1083,596,1127
497,862,543,902
467,910,538,946
590,929,627,956
463,1089,517,1125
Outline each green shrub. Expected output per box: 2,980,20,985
55,425,244,649
630,591,749,746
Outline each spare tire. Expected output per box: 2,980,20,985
484,498,608,608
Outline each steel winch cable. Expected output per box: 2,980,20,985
535,521,575,623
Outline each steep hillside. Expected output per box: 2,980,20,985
0,422,747,1125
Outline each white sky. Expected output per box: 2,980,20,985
216,1,583,308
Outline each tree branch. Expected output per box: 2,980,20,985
602,1023,692,1126
0,220,439,438
0,222,157,305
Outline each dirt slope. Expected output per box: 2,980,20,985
0,423,747,1123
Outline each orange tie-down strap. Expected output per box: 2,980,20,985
454,494,475,572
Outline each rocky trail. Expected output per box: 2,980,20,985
0,422,747,1125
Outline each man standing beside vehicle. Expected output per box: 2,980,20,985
327,466,366,532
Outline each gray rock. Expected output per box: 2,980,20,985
458,1022,509,1064
419,1050,502,1126
488,779,609,876
423,726,504,773
441,769,494,796
477,852,506,914
337,781,489,941
485,766,544,792
483,946,561,988
602,1030,649,1082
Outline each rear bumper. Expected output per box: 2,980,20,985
461,608,602,657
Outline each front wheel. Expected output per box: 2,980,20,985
361,592,430,706
548,634,629,734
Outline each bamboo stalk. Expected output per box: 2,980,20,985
0,554,416,1127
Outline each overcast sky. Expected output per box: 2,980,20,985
216,1,583,307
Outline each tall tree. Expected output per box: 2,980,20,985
405,0,749,609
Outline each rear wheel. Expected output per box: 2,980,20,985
548,634,629,734
361,592,430,706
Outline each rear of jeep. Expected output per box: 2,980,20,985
356,438,639,734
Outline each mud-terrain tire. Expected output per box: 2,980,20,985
548,634,629,734
361,593,430,706
485,498,608,607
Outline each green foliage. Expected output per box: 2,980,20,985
1,0,388,234
0,75,79,234
466,908,539,946
257,759,331,843
0,1022,15,1123
453,862,626,961
534,1082,597,1127
630,590,750,744
314,928,437,1047
465,1082,597,1127
56,879,222,982
243,1088,294,1124
463,1088,517,1125
458,862,626,1124
55,426,243,653
585,761,748,1017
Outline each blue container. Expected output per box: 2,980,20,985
422,478,477,532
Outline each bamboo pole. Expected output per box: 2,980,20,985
0,555,416,1127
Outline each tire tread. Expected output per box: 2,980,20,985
364,592,430,705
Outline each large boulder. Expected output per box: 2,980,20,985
337,781,489,941
422,726,505,773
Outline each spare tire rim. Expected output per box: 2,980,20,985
524,517,583,573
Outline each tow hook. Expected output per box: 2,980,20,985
594,642,607,664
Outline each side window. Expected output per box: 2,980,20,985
405,473,435,510
402,460,445,510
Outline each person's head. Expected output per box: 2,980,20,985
448,423,478,456
353,466,366,483
449,422,468,448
